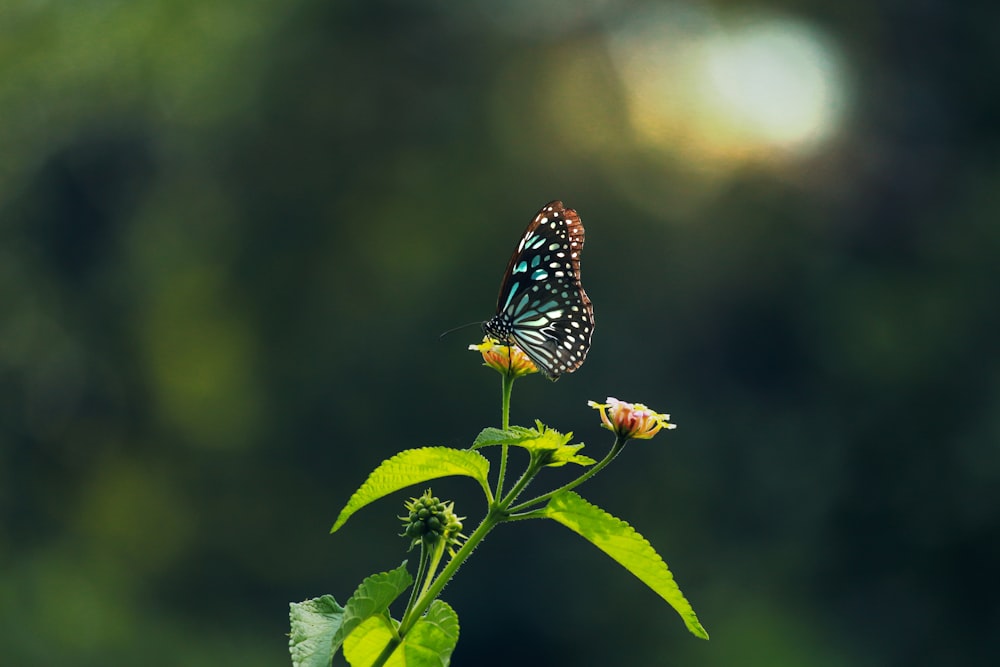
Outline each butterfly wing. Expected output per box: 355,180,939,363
483,200,595,379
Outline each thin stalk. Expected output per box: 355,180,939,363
397,508,502,637
370,637,401,667
495,370,515,500
400,543,430,624
418,539,446,602
497,457,542,508
501,363,513,430
504,508,548,521
507,436,627,514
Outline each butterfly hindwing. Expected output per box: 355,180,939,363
483,201,594,379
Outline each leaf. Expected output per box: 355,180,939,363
470,426,537,449
343,600,460,667
542,443,595,468
393,600,460,666
332,448,490,532
472,424,591,468
542,491,709,639
289,595,345,667
332,563,414,657
343,615,396,667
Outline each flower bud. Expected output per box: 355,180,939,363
399,489,468,555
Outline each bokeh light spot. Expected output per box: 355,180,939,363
609,6,850,164
700,20,846,151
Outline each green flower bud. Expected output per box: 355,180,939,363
400,489,468,554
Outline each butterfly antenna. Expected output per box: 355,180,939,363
439,321,484,340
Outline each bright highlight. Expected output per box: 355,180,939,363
700,20,845,151
609,9,850,162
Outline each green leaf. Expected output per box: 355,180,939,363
342,615,396,667
332,563,414,657
472,424,591,468
394,600,460,666
542,443,596,468
343,600,460,667
470,426,537,449
332,448,490,532
543,491,709,639
289,595,345,667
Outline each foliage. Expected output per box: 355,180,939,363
291,353,703,665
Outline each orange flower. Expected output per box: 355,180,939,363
588,397,675,440
470,338,538,378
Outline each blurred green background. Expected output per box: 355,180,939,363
2,0,998,665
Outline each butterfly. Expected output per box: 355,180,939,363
483,200,595,380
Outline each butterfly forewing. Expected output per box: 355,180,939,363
483,200,595,379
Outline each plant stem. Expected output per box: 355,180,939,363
418,539,446,601
400,543,430,624
503,508,548,521
370,637,401,667
495,371,514,500
397,506,502,637
501,367,513,431
507,436,626,514
498,456,541,508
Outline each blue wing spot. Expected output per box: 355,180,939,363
502,282,521,311
531,269,548,281
512,293,531,316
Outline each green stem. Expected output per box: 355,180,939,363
495,371,515,500
504,508,548,521
370,636,401,667
507,435,627,514
418,539,446,601
501,368,513,431
387,409,623,661
397,456,547,639
498,456,542,508
398,508,503,636
400,543,430,624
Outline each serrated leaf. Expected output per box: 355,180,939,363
562,454,597,466
343,600,460,667
543,491,709,639
542,443,595,468
473,424,591,468
332,448,490,532
470,426,536,449
331,563,414,658
289,595,345,667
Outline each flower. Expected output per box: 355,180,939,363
470,337,538,378
588,397,676,440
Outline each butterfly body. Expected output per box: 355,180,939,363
483,201,595,379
